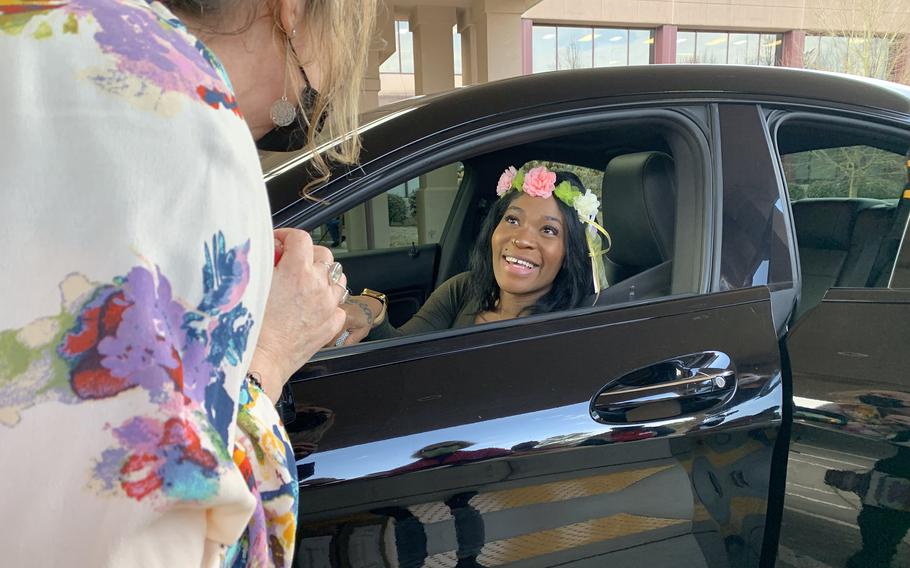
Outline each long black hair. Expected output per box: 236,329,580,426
467,171,594,315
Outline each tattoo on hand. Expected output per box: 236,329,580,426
346,299,374,326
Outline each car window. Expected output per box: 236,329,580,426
317,112,710,352
776,129,910,319
781,145,905,201
315,162,464,254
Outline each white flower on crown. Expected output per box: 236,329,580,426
574,190,600,221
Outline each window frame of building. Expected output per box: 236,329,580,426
803,33,895,80
676,30,782,66
379,20,462,77
531,24,654,73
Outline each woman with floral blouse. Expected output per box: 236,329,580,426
0,0,376,565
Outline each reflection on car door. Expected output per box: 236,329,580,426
782,287,910,567
771,114,910,567
288,286,784,568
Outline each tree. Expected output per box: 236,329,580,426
561,43,584,70
783,146,905,200
804,0,910,84
792,0,910,200
387,194,409,225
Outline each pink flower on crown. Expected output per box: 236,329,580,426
496,166,518,196
523,166,557,198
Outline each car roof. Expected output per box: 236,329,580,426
263,65,910,213
357,65,910,126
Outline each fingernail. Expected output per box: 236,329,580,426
274,238,284,266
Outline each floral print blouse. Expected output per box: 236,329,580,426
0,1,297,566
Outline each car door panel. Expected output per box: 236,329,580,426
781,287,910,567
289,286,783,567
765,108,910,567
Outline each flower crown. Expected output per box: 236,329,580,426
496,166,602,223
496,165,613,294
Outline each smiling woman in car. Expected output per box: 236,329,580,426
334,165,611,345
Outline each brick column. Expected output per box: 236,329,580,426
781,30,805,68
522,18,533,74
653,25,677,64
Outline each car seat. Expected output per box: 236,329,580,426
590,151,677,306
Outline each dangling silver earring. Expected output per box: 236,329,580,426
269,28,298,127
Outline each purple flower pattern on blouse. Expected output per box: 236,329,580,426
37,231,253,502
0,0,240,115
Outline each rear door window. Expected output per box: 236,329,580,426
775,122,910,319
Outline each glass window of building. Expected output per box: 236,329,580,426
398,21,414,73
697,32,728,64
379,21,414,73
759,34,782,66
804,34,893,79
728,33,760,65
533,25,653,72
379,22,463,106
629,29,654,65
594,28,629,67
676,31,782,65
453,25,462,76
676,31,697,63
558,26,594,69
533,25,557,72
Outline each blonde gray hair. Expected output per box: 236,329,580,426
164,0,377,191
290,0,377,191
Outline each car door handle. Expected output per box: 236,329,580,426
591,351,736,424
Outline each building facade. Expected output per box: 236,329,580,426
371,0,910,110
329,0,909,255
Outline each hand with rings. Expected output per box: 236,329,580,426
248,228,348,402
323,261,350,305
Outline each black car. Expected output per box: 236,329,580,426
262,65,910,568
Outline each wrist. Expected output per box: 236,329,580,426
248,347,286,403
362,297,384,327
359,288,388,326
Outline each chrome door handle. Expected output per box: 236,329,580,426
591,351,736,424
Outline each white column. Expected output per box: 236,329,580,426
344,8,397,253
410,6,458,95
408,6,459,244
417,165,460,245
359,48,382,112
344,196,390,252
457,8,477,86
470,0,527,83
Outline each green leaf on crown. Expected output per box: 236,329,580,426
554,180,580,206
512,170,526,191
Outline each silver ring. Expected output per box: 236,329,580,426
323,261,343,285
335,329,351,347
336,284,350,305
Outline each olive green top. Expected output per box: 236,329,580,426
370,272,480,339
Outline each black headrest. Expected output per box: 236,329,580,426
792,198,880,250
601,152,676,271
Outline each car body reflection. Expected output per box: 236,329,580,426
782,392,910,567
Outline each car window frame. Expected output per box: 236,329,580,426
289,105,718,365
766,108,910,298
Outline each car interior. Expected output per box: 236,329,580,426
329,114,706,341
775,118,910,320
